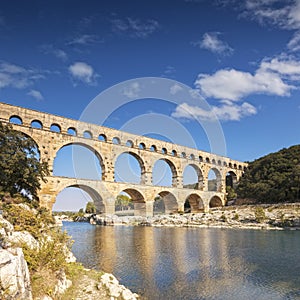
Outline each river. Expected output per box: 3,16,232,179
63,222,300,300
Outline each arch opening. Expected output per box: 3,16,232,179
126,140,134,148
183,164,204,190
99,134,107,142
184,194,204,213
208,168,222,192
31,120,43,129
154,191,178,215
53,143,104,180
67,127,77,136
83,130,92,139
50,123,61,133
115,191,134,216
112,137,120,144
209,196,223,208
9,115,22,125
117,189,146,216
53,185,105,214
152,159,177,187
150,145,156,152
226,171,237,189
114,152,145,184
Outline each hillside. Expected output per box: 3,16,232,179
236,145,300,204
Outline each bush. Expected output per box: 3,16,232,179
2,204,54,238
254,207,266,223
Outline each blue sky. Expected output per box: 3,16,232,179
1,0,300,210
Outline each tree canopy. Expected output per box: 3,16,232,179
237,145,300,203
0,121,49,200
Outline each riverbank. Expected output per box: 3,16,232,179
56,203,300,230
0,203,139,300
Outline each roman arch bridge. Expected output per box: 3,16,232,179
0,102,247,216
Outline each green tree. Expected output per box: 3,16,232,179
0,121,49,201
85,201,96,213
226,185,237,202
237,145,300,203
115,194,132,211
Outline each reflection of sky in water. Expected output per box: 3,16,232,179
64,223,300,300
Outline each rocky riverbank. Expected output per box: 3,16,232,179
85,203,300,230
0,204,139,300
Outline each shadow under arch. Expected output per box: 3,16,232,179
185,193,204,213
208,167,222,192
53,142,105,180
209,195,223,208
226,171,238,189
120,188,146,216
114,151,146,184
155,191,178,214
183,164,204,190
56,184,106,214
152,158,178,187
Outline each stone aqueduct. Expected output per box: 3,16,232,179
0,102,247,216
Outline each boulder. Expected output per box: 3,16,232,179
0,247,32,300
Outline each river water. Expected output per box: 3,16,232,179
63,222,300,300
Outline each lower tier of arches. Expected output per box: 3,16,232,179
39,176,226,217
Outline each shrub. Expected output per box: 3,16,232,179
233,213,239,221
254,207,266,223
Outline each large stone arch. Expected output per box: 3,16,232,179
226,171,238,189
152,158,178,187
183,163,204,190
156,191,178,214
208,167,222,192
185,193,204,213
56,184,106,214
209,195,223,208
114,151,146,184
53,142,106,180
119,188,148,216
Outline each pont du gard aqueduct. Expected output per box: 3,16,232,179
0,102,247,216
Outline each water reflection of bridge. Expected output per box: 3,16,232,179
0,102,247,215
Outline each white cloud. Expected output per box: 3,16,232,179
123,82,140,98
195,56,300,101
68,62,98,85
41,44,68,61
68,34,101,46
172,101,257,122
27,89,44,101
287,31,300,51
111,17,159,38
0,61,44,89
170,83,183,95
194,32,233,55
232,0,300,30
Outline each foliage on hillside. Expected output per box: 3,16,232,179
237,145,300,203
0,121,49,201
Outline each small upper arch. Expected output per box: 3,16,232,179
50,123,61,133
98,134,107,142
30,119,43,129
112,136,121,145
67,127,77,136
83,130,93,139
9,115,23,125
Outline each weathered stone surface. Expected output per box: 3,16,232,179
54,270,72,295
0,247,32,300
7,231,39,249
0,102,247,216
99,273,139,300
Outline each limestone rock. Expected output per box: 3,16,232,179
54,270,72,295
0,247,32,300
7,231,39,249
99,273,139,300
